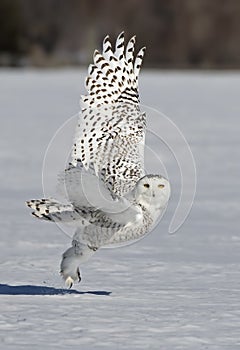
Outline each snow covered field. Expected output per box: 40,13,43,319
0,69,239,349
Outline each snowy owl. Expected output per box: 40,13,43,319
26,32,170,288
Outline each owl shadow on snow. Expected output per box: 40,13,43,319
0,284,111,296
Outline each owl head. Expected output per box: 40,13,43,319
135,175,171,210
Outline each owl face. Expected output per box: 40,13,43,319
135,175,171,208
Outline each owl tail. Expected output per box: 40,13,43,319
80,31,146,109
26,198,79,223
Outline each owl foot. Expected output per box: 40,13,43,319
65,276,74,289
60,267,81,289
60,244,96,288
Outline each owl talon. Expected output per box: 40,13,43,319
77,267,81,282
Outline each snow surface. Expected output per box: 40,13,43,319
0,69,240,349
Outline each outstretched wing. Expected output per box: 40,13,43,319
70,32,146,196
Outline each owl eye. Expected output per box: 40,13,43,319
144,183,150,188
158,184,165,189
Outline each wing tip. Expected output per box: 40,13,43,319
83,31,145,108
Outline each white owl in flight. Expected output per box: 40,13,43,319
26,32,171,288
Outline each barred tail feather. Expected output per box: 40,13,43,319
26,198,80,223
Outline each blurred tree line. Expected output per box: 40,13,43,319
0,0,239,68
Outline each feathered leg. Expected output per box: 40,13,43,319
60,240,97,288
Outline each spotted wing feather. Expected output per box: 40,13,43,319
71,32,146,196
